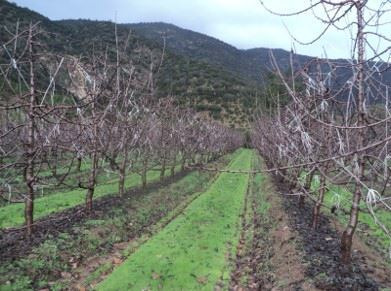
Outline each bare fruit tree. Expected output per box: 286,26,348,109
0,23,77,236
254,0,391,265
1,21,245,239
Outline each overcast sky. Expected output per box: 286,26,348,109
8,0,389,59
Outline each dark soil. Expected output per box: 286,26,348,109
228,172,254,289
0,170,190,263
273,175,391,291
229,173,275,290
230,170,317,291
229,159,390,290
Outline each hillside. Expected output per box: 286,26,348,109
3,0,389,126
129,22,391,105
127,22,312,83
0,1,264,126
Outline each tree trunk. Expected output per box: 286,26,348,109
25,24,35,238
300,170,314,208
85,187,94,213
170,155,176,177
141,171,147,189
86,150,98,213
52,149,57,176
341,187,361,264
340,3,365,265
141,157,148,189
181,155,186,171
312,174,326,230
25,182,34,238
160,156,166,181
118,169,125,197
118,149,128,197
76,157,82,172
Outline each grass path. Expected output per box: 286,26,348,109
0,167,180,228
97,149,253,290
0,153,238,291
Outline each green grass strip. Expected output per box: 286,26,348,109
97,149,252,291
0,167,179,229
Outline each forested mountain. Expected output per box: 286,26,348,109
128,23,391,102
2,0,390,126
1,1,267,126
127,22,309,83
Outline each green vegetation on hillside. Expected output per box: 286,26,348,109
0,1,263,126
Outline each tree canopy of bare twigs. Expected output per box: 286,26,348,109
0,21,243,237
252,0,391,265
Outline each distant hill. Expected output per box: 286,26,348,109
128,22,391,104
2,0,390,126
1,1,266,126
126,22,312,83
